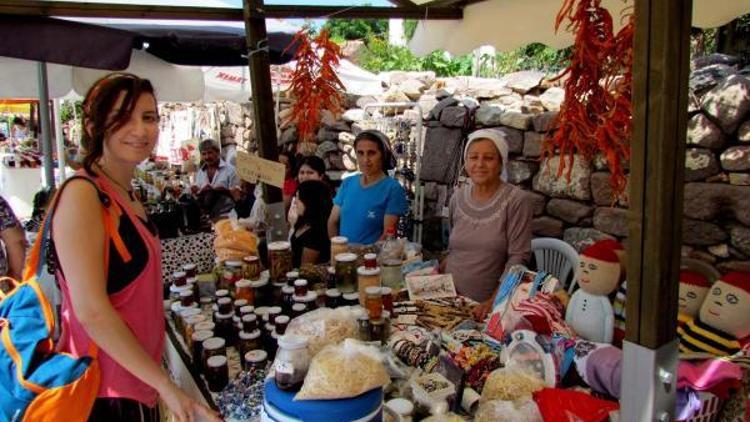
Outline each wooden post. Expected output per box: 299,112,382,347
242,0,281,207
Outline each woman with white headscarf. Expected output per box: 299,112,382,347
445,129,533,321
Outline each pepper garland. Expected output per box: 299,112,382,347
285,29,346,146
543,0,634,202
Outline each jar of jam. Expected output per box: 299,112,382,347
238,329,262,357
172,271,187,287
326,266,336,289
274,334,310,392
268,306,282,326
170,284,190,302
250,279,270,307
335,253,358,294
191,330,213,372
381,287,394,314
282,286,295,314
182,263,197,278
299,292,318,312
291,303,306,319
206,355,229,392
199,296,214,313
234,299,249,317
235,280,254,304
242,313,259,332
285,271,299,287
215,312,235,345
217,297,233,315
357,314,371,341
357,266,381,307
202,337,226,372
342,292,360,307
254,307,270,324
274,315,290,335
369,318,385,344
330,236,349,266
244,349,268,372
180,289,195,308
272,282,287,306
239,305,255,317
194,321,215,334
325,289,341,308
177,306,200,335
243,255,261,281
268,241,293,283
215,289,230,300
170,302,182,324
363,253,378,268
187,278,200,303
365,286,383,320
293,279,308,297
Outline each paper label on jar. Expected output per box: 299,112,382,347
275,361,295,375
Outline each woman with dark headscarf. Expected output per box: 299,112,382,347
327,130,408,245
291,180,333,267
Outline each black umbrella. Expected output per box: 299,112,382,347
0,14,297,70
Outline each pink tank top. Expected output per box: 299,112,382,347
56,172,165,407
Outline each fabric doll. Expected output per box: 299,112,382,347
677,270,711,327
565,242,622,343
678,271,750,357
597,240,627,346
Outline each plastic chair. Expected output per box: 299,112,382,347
531,237,580,293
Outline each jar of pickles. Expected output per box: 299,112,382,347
242,255,261,281
222,260,243,291
335,253,358,294
268,242,292,283
235,280,253,303
330,236,349,266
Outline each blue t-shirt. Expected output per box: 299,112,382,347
333,174,408,245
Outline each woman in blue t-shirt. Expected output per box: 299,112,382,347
328,130,408,245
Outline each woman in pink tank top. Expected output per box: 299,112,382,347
51,73,220,422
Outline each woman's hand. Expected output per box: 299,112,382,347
159,380,222,422
472,299,494,322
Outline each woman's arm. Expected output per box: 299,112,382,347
53,181,218,421
327,205,341,238
1,225,26,280
300,247,321,265
378,214,400,241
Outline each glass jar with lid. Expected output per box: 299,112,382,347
342,292,360,307
216,297,233,315
285,271,300,287
274,334,311,392
291,303,306,318
235,280,254,304
381,287,394,314
223,260,244,291
243,349,268,372
183,314,207,344
194,321,215,335
206,355,229,392
172,271,187,287
202,337,226,373
214,312,236,345
238,329,262,357
179,289,195,308
191,330,213,372
325,289,341,308
241,313,258,332
357,256,381,306
274,315,290,335
334,253,358,294
268,306,282,326
268,241,292,283
330,236,349,266
293,279,308,297
250,278,270,307
281,286,295,314
233,299,249,317
242,255,261,281
365,286,383,320
182,263,197,279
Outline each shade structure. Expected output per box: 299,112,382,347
408,0,750,56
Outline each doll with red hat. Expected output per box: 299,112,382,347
677,270,711,327
565,241,623,343
678,271,750,357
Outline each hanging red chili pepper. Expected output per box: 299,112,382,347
542,0,633,202
284,29,345,145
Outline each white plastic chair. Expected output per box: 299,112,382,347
531,237,580,293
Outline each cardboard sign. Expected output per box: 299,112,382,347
405,274,457,301
236,151,285,188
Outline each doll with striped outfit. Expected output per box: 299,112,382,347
677,270,711,327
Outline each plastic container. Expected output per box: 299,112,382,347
410,373,456,409
263,379,383,422
273,335,310,392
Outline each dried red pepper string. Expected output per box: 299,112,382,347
285,29,345,145
544,0,633,202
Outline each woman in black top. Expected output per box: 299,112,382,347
291,180,332,267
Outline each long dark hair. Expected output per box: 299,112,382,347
81,72,157,173
294,180,333,232
295,155,326,178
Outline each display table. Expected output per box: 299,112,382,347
0,164,41,219
163,318,214,409
160,231,216,284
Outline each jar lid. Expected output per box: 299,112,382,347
325,288,341,297
170,284,190,293
179,307,201,318
207,355,228,368
194,322,215,331
170,302,182,312
186,277,197,284
184,314,206,325
244,349,268,363
335,252,357,262
286,271,299,279
282,286,295,294
249,279,268,288
200,296,213,304
357,314,370,321
278,334,308,350
192,330,213,342
268,306,282,315
331,236,348,244
236,279,252,288
381,287,392,295
234,299,249,307
240,305,255,315
264,323,275,332
215,289,230,297
179,290,194,298
294,292,317,303
243,255,259,263
365,286,382,295
364,253,377,261
240,330,261,340
242,313,258,322
293,279,308,287
182,263,197,271
275,315,290,325
172,271,187,279
225,260,243,268
215,312,234,320
327,266,335,274
343,292,360,300
254,306,270,317
292,303,306,312
268,241,291,251
386,398,414,416
370,318,385,326
217,297,232,305
202,337,226,350
357,266,381,276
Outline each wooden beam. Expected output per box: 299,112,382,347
242,0,281,206
0,0,462,20
625,0,692,348
387,0,418,8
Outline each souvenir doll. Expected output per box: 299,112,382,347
677,270,711,327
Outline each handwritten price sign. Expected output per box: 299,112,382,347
236,151,285,188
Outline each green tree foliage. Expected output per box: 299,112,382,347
323,18,388,41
